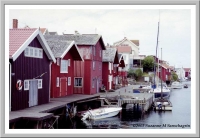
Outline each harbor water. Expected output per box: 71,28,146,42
60,81,191,129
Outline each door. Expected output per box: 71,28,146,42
60,78,67,96
29,80,38,107
96,78,99,93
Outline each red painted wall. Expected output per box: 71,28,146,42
51,52,74,98
102,62,109,90
74,40,104,95
10,37,51,111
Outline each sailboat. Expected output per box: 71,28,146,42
149,22,170,100
153,48,172,111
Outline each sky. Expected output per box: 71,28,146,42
8,5,193,68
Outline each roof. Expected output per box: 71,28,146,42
44,34,106,49
49,32,58,35
113,37,139,47
46,40,83,61
130,40,139,46
117,46,132,53
102,48,118,63
183,68,191,72
160,63,170,69
9,28,56,62
40,28,48,34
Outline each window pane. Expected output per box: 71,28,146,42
35,49,38,57
24,47,29,56
30,48,33,56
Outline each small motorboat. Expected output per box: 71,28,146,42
171,81,183,89
81,106,122,121
184,84,188,88
153,99,172,111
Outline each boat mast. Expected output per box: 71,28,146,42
153,22,160,90
161,48,163,99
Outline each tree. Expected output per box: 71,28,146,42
142,56,155,72
134,69,143,81
127,69,135,78
171,71,178,81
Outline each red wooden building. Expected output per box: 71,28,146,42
102,47,119,90
9,26,56,111
44,38,83,98
45,32,106,95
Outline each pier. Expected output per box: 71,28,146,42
9,85,154,128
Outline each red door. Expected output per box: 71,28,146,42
60,78,67,96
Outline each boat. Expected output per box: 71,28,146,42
152,21,172,111
153,99,172,111
171,81,183,89
183,84,188,88
81,106,122,121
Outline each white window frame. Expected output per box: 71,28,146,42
60,59,68,73
68,59,70,66
24,79,42,90
93,46,96,56
24,80,29,90
74,77,83,87
56,77,60,87
38,79,42,89
93,61,95,70
24,46,43,58
24,47,29,56
68,77,71,86
92,78,95,88
39,49,43,58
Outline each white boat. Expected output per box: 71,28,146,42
153,99,172,111
149,83,171,100
81,106,122,121
171,81,183,89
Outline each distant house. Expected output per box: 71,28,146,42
102,47,119,90
183,68,191,78
44,38,83,98
113,37,140,69
45,31,106,95
40,28,49,35
159,63,171,82
9,26,56,111
118,54,127,87
175,68,186,81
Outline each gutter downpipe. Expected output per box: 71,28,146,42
9,62,11,111
49,61,52,102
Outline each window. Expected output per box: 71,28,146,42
34,49,38,57
38,79,42,89
24,46,43,58
24,80,29,90
30,48,33,56
56,77,59,87
68,77,71,86
24,48,29,56
92,78,95,88
57,58,60,66
68,59,70,66
93,47,96,56
74,78,83,87
24,79,42,90
60,59,68,73
123,55,126,60
93,61,95,70
39,49,43,58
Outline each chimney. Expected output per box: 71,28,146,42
13,19,18,28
